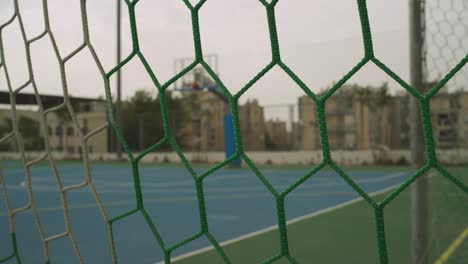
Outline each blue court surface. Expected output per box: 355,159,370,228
0,162,410,263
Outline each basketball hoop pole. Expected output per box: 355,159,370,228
173,56,241,167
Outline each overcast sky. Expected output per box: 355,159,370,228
0,0,466,112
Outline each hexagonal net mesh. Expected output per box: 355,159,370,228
0,0,466,264
422,1,468,264
424,0,468,92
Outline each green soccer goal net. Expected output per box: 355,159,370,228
0,0,467,264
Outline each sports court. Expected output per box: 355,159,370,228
0,0,467,263
0,161,413,263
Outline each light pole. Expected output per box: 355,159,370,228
116,0,123,159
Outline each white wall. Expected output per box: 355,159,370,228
2,149,468,166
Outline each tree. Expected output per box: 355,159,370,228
0,121,11,151
0,116,44,151
352,82,391,149
121,89,189,151
376,82,391,108
265,132,279,150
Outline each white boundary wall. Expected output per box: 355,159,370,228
1,149,468,166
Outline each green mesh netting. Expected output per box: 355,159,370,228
0,0,467,264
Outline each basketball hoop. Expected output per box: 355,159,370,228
182,81,202,90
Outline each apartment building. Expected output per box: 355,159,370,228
179,91,226,152
429,91,468,148
298,96,320,150
265,119,289,150
388,93,411,149
238,99,266,151
0,101,108,154
299,85,392,150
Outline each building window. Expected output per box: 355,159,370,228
437,114,446,126
211,128,216,141
345,99,354,110
67,146,74,153
55,126,63,136
82,103,91,112
67,127,74,136
88,146,93,153
438,129,457,143
450,98,459,109
81,118,89,135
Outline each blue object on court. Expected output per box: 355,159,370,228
224,114,241,166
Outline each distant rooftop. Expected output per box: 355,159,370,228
0,91,99,109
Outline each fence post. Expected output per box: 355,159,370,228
409,0,428,264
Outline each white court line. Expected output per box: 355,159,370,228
0,191,382,216
4,172,407,194
93,172,409,195
3,171,253,189
158,182,402,264
0,172,408,216
121,171,407,192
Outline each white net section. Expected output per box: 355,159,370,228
0,1,115,263
424,0,468,91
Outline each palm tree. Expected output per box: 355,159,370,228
3,117,44,151
376,82,390,108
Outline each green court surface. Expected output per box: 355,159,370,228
174,168,467,264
